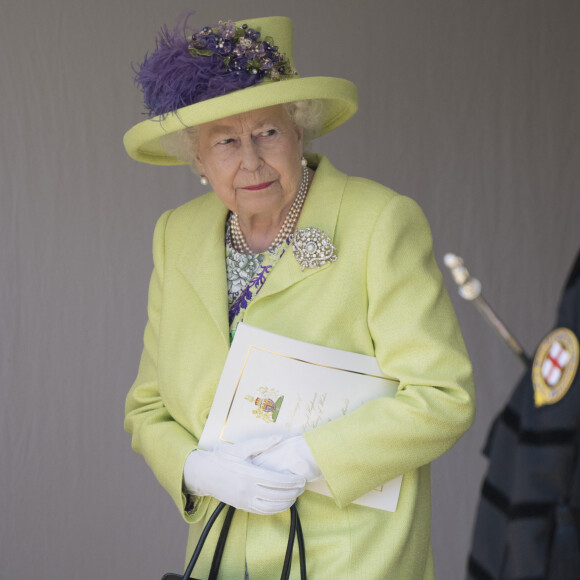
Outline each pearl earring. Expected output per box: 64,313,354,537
301,157,308,167
200,176,209,186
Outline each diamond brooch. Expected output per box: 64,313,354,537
290,227,338,271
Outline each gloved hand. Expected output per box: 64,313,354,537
250,435,323,482
183,446,306,515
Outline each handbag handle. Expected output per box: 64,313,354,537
183,502,229,580
296,506,307,578
208,504,236,579
274,505,307,580
165,502,306,580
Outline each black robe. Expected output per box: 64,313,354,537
468,250,580,580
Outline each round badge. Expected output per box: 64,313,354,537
532,327,579,407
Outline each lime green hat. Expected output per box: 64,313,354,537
123,16,358,165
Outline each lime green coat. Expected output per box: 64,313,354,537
125,155,475,579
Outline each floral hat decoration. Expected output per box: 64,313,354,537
123,16,358,165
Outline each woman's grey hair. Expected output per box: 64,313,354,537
159,99,325,173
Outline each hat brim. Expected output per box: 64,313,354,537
123,76,358,165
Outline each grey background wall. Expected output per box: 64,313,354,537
2,1,579,578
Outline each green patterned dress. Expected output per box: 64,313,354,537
226,217,288,343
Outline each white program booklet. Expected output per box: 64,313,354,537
198,322,403,512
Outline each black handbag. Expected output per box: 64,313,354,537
162,502,306,580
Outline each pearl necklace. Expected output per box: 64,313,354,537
230,165,310,254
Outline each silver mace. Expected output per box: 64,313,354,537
443,253,532,366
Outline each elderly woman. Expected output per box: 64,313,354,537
124,15,475,580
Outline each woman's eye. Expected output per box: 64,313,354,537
217,138,234,146
260,129,277,138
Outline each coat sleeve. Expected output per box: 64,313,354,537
304,194,476,507
124,210,204,523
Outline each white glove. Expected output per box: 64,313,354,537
250,436,323,482
183,447,306,515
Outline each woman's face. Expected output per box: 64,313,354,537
194,105,304,221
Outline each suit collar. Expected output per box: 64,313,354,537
176,194,230,348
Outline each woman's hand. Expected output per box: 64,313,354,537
227,435,323,481
248,435,323,482
183,447,306,515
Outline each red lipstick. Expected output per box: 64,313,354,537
242,181,274,191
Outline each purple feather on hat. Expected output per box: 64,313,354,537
134,19,261,118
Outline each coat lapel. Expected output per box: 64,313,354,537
253,155,347,302
176,195,230,348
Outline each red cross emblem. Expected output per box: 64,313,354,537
541,341,570,386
